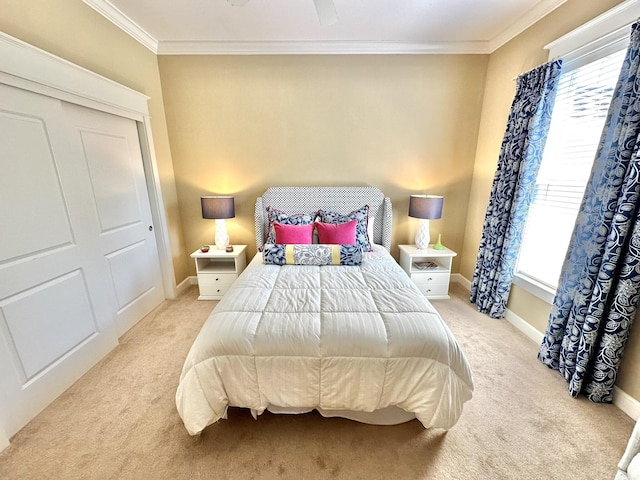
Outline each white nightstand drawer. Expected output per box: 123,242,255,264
198,273,237,290
414,283,450,297
411,272,450,286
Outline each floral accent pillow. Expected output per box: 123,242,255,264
317,205,371,252
264,206,316,246
262,243,363,266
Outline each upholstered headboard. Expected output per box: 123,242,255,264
255,186,393,251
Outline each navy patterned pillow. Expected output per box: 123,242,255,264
317,205,371,252
263,243,363,266
264,206,316,246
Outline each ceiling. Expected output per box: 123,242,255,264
83,0,568,55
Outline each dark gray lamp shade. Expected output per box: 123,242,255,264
408,195,444,220
201,196,235,219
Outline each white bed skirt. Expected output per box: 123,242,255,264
254,405,416,425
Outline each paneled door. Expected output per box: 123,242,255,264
0,83,164,437
63,103,164,337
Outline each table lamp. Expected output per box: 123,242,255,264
201,196,235,250
408,195,443,250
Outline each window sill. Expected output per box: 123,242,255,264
512,273,556,305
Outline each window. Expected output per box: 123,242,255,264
515,49,627,292
510,0,640,303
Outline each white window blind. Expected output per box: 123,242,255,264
516,48,626,290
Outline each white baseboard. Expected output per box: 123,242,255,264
614,387,640,421
504,307,640,420
504,308,545,344
176,276,197,296
451,273,471,290
0,427,9,452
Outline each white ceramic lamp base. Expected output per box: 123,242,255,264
415,219,431,250
215,219,229,250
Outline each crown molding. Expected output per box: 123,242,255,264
83,0,570,56
489,0,568,52
156,40,493,55
82,0,158,53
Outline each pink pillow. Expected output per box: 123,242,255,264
315,219,357,245
274,222,314,244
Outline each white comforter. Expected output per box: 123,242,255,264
176,246,473,435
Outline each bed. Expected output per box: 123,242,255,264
176,186,473,436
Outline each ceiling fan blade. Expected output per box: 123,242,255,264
313,0,338,26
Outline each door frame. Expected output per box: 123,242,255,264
0,31,177,302
0,32,177,449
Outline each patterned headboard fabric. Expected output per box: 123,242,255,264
255,186,393,251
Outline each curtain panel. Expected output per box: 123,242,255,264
539,21,640,402
470,60,562,319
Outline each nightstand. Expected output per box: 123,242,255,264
398,244,457,299
190,245,247,300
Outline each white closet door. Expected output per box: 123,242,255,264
0,83,120,435
63,103,164,337
0,84,165,438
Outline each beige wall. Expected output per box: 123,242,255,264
462,0,640,403
158,54,488,265
0,0,190,285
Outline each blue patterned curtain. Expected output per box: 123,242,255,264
470,60,562,319
539,22,640,402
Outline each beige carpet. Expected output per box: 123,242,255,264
0,283,634,480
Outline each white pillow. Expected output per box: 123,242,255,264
368,216,375,245
628,453,640,480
